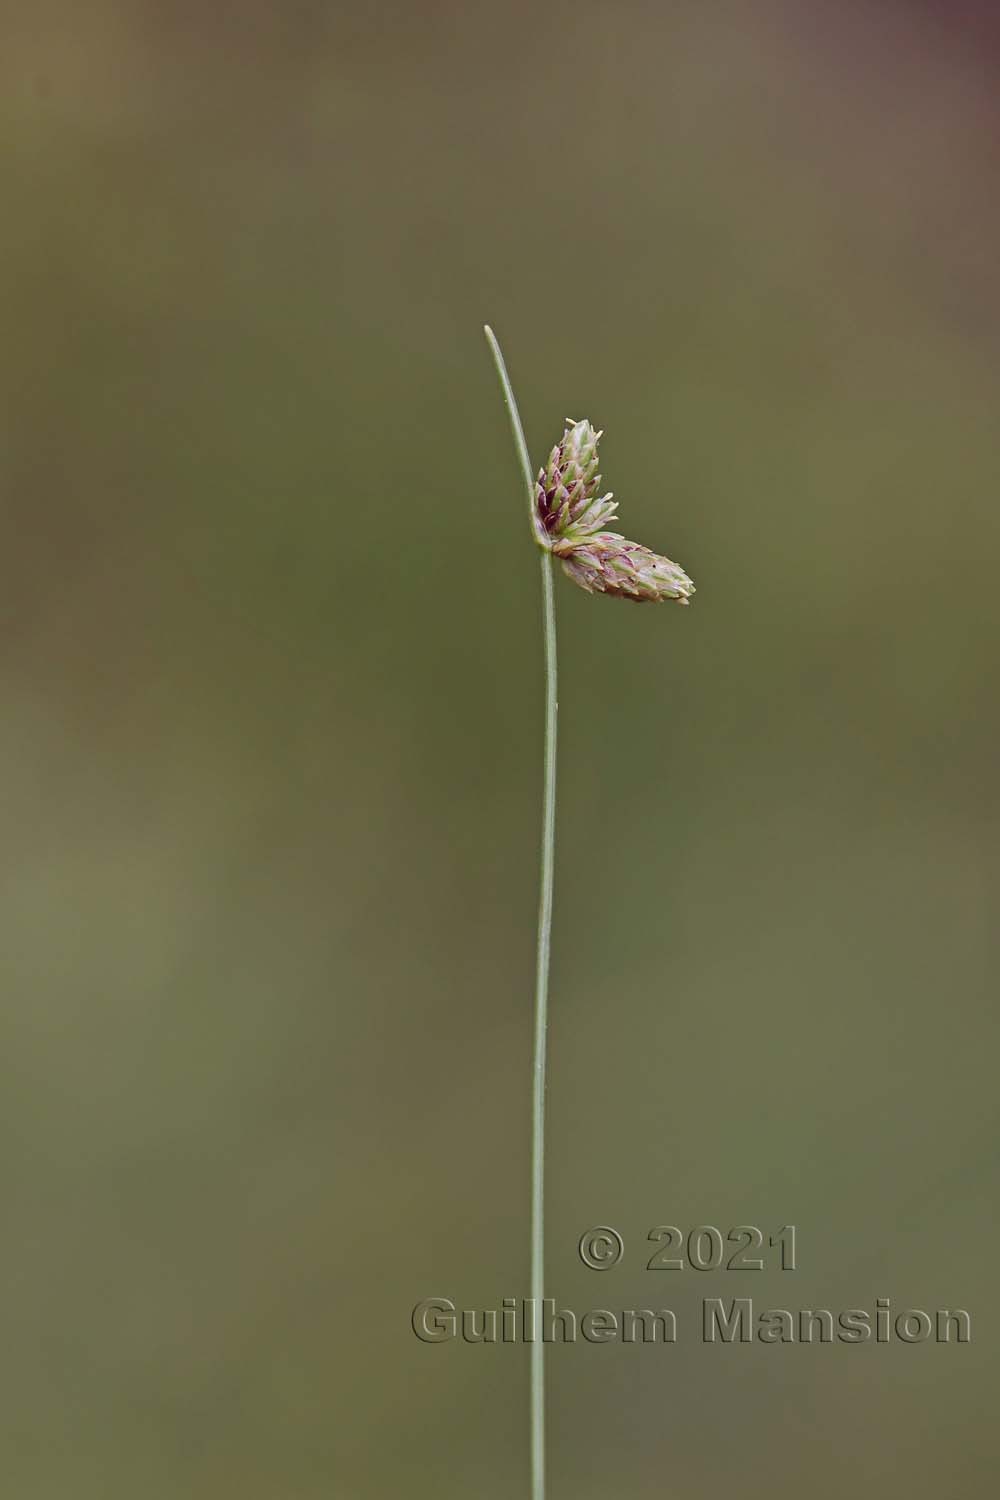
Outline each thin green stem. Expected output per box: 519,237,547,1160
530,546,556,1500
483,325,536,523
484,326,556,1500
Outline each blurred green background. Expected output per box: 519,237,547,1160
2,1,998,1495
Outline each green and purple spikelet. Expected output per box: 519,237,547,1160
534,419,695,605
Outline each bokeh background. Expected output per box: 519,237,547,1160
2,1,998,1495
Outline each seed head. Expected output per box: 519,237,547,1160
555,533,695,603
534,419,695,605
534,418,618,548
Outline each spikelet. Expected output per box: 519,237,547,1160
534,419,694,605
555,532,694,604
533,419,618,547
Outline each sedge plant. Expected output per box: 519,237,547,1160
483,326,694,1500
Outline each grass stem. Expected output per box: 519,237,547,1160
484,326,556,1500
